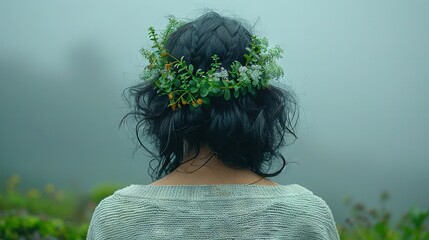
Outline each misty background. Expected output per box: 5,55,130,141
1,0,428,224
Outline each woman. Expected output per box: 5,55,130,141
87,11,340,239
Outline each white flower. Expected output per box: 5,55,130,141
250,64,262,70
141,68,158,81
238,66,248,74
249,69,261,81
214,67,228,79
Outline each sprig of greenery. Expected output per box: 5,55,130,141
139,15,285,111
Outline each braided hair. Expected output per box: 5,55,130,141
166,12,250,72
120,11,299,181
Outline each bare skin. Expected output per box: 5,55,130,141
149,144,280,186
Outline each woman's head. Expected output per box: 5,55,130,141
166,11,251,72
120,11,299,181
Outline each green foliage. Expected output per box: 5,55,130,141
0,174,123,239
139,15,285,111
397,207,429,240
0,175,78,218
89,184,122,203
338,191,429,240
0,210,88,240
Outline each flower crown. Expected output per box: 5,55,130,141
140,16,285,111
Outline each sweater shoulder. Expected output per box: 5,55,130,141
87,184,340,239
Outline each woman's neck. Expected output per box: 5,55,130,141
149,145,280,186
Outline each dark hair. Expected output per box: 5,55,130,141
119,11,299,181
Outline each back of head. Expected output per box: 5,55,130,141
120,11,299,181
166,11,250,72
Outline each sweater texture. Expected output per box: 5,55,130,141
87,184,340,239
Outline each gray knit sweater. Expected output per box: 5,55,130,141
87,184,340,239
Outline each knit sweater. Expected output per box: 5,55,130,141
87,184,340,239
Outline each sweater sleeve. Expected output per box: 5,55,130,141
286,195,340,240
312,196,341,240
86,195,117,240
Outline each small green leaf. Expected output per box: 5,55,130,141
202,97,211,104
234,89,239,98
212,88,220,93
224,89,231,100
222,80,229,87
188,64,194,73
200,88,209,97
190,87,198,93
196,69,203,76
173,79,180,87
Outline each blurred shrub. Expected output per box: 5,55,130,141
0,174,123,239
0,210,88,240
338,191,429,240
0,174,78,217
89,183,122,203
398,207,429,240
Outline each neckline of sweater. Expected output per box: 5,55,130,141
112,183,312,200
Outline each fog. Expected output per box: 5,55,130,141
1,0,428,224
